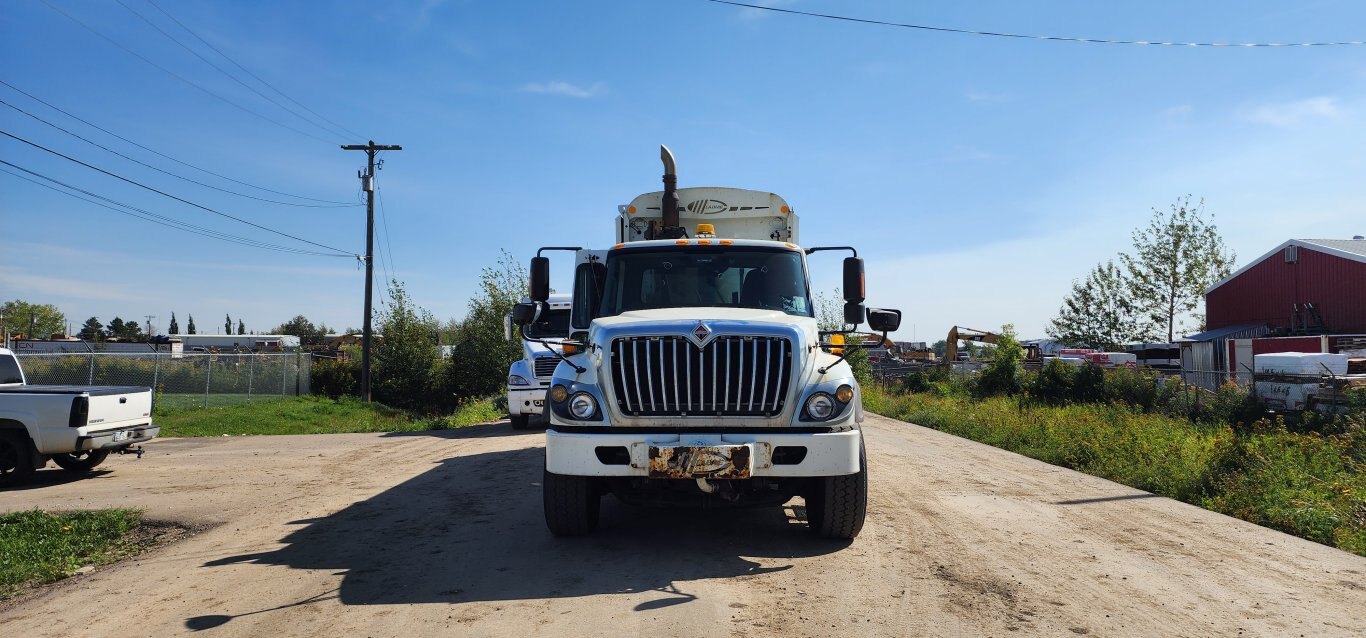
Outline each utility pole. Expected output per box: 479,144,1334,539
145,314,156,338
341,140,401,402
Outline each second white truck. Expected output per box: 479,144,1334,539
505,294,572,429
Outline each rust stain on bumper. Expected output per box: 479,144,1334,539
648,444,752,479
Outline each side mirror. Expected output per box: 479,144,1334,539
866,308,902,332
530,256,550,302
511,302,540,327
842,257,865,304
843,301,864,326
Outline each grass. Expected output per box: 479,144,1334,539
865,385,1366,556
155,395,431,437
154,394,510,437
0,509,144,600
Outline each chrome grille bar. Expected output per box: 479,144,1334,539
609,335,792,418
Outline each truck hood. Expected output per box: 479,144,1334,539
593,307,815,329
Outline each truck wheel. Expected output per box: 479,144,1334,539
0,431,35,488
52,449,111,473
509,414,531,430
807,444,868,540
543,470,600,536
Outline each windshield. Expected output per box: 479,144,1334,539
524,308,571,339
598,247,811,318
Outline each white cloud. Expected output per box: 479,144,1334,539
1242,96,1345,127
521,81,604,99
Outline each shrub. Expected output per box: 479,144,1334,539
311,356,358,400
1027,359,1075,406
974,324,1024,398
1103,367,1161,411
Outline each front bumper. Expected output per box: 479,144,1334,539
544,427,861,478
507,387,547,416
77,424,159,451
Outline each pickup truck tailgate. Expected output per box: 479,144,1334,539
82,386,154,430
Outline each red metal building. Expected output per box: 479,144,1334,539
1205,238,1366,334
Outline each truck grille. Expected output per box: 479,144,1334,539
533,357,559,378
609,335,793,417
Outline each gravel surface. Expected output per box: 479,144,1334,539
2,414,1363,637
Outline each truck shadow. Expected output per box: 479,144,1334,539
8,468,115,490
202,445,845,612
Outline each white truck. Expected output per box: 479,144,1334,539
505,294,572,429
0,348,158,487
511,146,901,539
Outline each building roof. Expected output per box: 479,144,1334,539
1179,323,1269,342
1204,238,1366,295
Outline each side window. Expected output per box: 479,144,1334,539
571,263,606,329
0,356,24,384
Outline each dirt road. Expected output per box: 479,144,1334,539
3,414,1363,637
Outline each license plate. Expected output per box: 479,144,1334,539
113,430,131,442
648,445,752,479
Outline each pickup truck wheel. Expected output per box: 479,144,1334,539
807,444,868,540
543,470,600,536
52,449,111,473
0,431,35,487
509,414,531,430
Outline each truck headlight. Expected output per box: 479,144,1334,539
569,392,597,419
804,393,836,420
507,375,530,387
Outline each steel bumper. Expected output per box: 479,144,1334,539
544,427,861,478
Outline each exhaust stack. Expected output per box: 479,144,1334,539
659,145,685,238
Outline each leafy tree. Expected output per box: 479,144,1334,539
237,319,245,335
1047,260,1149,350
976,324,1024,396
78,317,104,341
442,251,527,402
373,280,441,411
931,339,946,358
123,320,144,342
1120,197,1235,342
224,314,232,335
187,314,197,335
274,315,332,346
2,299,66,338
168,312,180,335
106,317,126,340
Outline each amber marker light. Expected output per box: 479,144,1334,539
549,385,569,402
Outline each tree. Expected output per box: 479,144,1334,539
168,312,180,335
442,251,527,402
931,339,947,358
187,314,197,335
224,314,232,335
1047,260,1150,350
105,317,126,340
976,324,1024,397
123,320,144,342
237,319,245,335
374,281,441,411
1120,197,1235,342
2,299,66,338
274,315,332,346
78,317,104,341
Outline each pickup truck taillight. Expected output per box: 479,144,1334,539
69,396,89,428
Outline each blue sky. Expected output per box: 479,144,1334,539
2,0,1364,342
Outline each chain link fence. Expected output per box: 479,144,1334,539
15,352,312,409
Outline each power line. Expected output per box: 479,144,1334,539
376,166,397,280
0,79,356,205
703,0,1366,47
39,0,339,144
114,0,353,141
145,0,366,141
2,129,353,256
1,98,357,208
0,162,348,256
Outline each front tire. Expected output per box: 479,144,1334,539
53,449,111,473
807,443,868,540
0,431,36,488
543,470,600,536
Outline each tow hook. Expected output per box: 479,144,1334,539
695,478,717,494
118,446,146,459
695,478,740,502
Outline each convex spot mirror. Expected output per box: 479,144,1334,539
867,308,902,333
511,302,542,326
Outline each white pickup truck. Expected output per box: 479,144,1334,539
0,348,158,486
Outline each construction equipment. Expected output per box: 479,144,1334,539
944,326,1041,364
